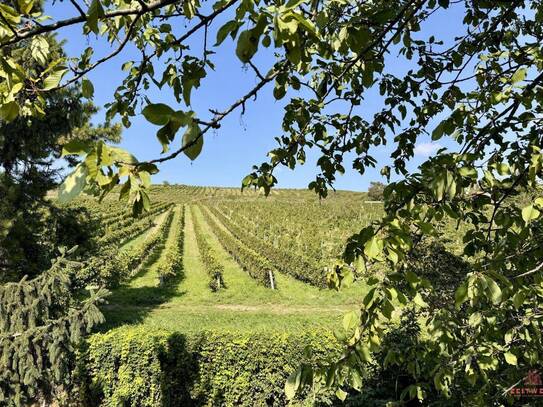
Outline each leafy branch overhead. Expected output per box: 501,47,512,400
1,0,543,404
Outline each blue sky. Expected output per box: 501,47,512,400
49,1,466,191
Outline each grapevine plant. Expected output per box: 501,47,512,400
1,0,543,404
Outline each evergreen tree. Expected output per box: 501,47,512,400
0,248,107,406
0,8,116,404
0,34,121,281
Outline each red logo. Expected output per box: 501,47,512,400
509,370,543,397
526,370,542,386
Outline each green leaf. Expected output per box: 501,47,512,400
512,291,525,309
182,123,203,160
58,163,89,203
42,67,67,90
455,282,468,308
139,171,151,188
87,0,104,34
285,367,302,400
522,205,540,224
273,82,287,100
511,68,526,84
285,0,308,9
108,146,138,164
504,352,517,366
485,276,502,304
61,139,94,156
364,236,383,259
382,298,394,319
468,312,482,327
371,8,396,23
18,0,34,14
82,78,94,99
405,270,420,285
342,310,360,331
215,20,240,46
30,36,49,65
459,166,477,178
413,292,427,308
335,389,348,401
431,122,444,140
142,103,175,126
0,101,19,122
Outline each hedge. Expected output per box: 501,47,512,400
78,327,339,406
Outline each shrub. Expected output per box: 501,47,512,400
366,182,385,201
78,327,340,406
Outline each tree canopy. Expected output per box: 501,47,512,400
367,182,385,201
0,31,121,280
1,0,543,404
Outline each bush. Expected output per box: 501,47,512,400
366,182,385,201
78,327,339,406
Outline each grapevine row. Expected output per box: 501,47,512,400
214,197,381,268
101,201,166,230
208,206,326,287
98,203,172,247
200,206,276,289
190,206,225,291
156,205,185,285
80,209,175,287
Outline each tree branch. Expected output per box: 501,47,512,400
145,69,280,165
42,16,141,92
0,0,179,48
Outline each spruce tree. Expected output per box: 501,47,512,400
0,5,116,404
0,248,107,406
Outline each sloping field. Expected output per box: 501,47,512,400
95,187,372,332
74,185,379,406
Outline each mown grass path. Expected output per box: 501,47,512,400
120,208,171,251
103,205,368,333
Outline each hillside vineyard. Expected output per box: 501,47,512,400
64,185,378,405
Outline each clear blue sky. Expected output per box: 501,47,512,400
49,1,465,191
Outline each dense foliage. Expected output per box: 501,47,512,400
0,250,107,406
80,326,338,407
366,182,385,202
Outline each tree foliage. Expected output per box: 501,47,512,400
0,15,118,405
0,248,107,406
0,31,120,280
1,0,543,403
367,182,385,202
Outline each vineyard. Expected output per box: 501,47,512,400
62,185,379,405
70,185,376,333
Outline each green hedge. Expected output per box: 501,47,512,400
78,327,339,406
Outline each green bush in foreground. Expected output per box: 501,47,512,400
79,327,339,407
